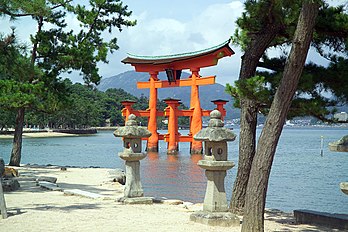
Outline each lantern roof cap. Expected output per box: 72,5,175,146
113,114,151,138
194,110,236,142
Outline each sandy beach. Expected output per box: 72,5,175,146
0,132,78,139
0,165,341,232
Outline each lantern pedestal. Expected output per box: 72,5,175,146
113,114,153,204
190,160,239,227
198,161,234,212
119,152,146,198
190,110,239,227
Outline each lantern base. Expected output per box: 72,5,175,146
190,211,240,227
123,197,153,205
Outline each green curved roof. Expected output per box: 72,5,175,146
122,38,234,65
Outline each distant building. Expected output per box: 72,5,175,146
334,112,348,122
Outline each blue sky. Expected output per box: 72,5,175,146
0,0,346,85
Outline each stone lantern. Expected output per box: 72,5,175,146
113,114,152,203
190,110,239,227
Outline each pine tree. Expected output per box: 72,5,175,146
228,0,348,214
0,0,136,166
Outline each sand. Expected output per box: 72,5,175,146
0,132,77,139
0,166,340,232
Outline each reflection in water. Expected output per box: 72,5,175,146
188,154,205,201
1,129,348,212
167,154,179,163
147,152,159,161
190,154,203,164
141,142,206,203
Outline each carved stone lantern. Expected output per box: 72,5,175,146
190,110,239,226
113,114,152,203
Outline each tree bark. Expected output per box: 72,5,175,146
230,24,281,214
230,98,257,214
9,107,25,166
241,2,319,231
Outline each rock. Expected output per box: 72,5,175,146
38,181,62,191
36,176,57,183
16,176,36,182
64,189,103,199
153,198,183,205
110,169,126,185
163,199,183,205
2,167,19,178
329,135,348,152
340,182,348,195
113,174,126,185
2,179,20,192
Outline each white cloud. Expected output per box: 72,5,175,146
0,1,245,85
100,1,245,85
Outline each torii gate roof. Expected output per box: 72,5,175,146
122,39,234,72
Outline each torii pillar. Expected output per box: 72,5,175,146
147,72,159,152
212,99,228,121
190,68,203,154
164,98,181,154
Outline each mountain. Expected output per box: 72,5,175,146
98,71,239,119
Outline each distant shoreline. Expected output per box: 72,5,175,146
0,128,97,139
1,125,346,139
0,132,78,139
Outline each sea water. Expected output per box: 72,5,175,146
1,127,347,214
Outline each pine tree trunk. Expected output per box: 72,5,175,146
230,24,281,214
241,3,319,231
9,107,25,166
230,98,257,214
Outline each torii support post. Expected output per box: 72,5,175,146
121,100,136,123
212,99,228,121
164,98,181,155
190,68,203,154
147,72,159,152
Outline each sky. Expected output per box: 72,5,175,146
0,0,346,85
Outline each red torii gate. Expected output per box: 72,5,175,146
121,39,234,154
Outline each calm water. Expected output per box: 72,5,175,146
1,128,347,214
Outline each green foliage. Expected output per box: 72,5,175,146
3,81,190,130
19,82,134,129
232,0,301,50
226,76,272,109
0,0,136,110
1,0,136,165
228,0,348,122
0,109,15,130
233,0,347,54
314,3,348,57
227,55,348,120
